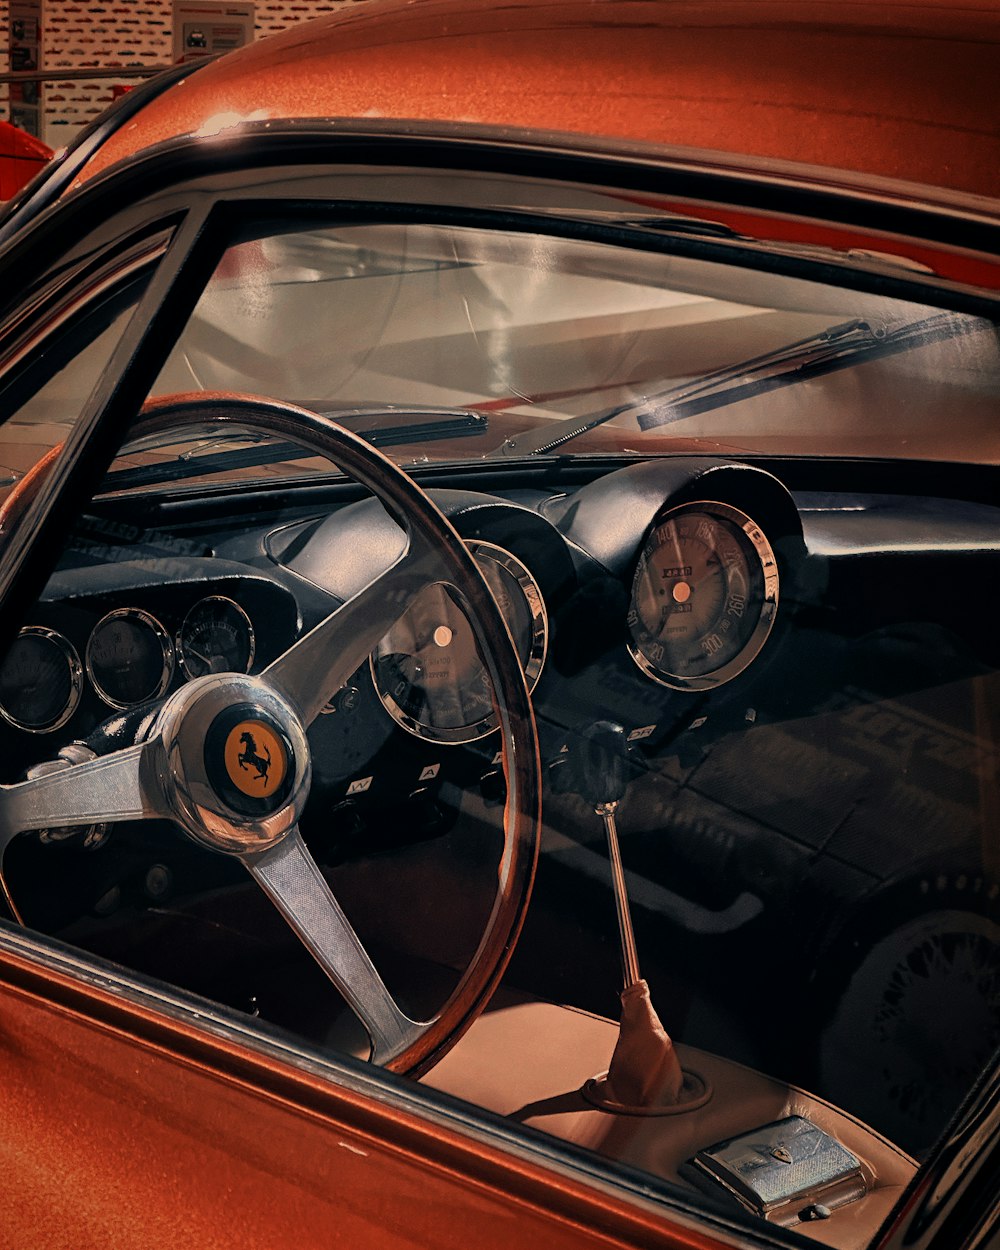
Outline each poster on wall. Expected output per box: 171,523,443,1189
8,0,43,138
172,1,255,63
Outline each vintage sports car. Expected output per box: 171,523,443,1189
0,1,997,1246
0,120,52,201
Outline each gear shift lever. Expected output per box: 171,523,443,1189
572,721,685,1108
573,722,641,988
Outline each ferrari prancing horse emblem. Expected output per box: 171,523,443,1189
239,730,271,781
224,719,288,799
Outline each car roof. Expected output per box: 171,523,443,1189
71,0,1000,204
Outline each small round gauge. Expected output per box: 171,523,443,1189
627,500,778,690
86,608,174,709
0,627,83,733
371,541,547,744
178,596,255,680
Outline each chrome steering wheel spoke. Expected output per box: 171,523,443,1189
245,826,421,1061
0,738,165,855
264,537,437,727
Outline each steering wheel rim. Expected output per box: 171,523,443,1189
0,391,542,1077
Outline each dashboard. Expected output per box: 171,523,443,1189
3,455,996,840
2,455,996,827
0,563,298,764
0,453,997,1158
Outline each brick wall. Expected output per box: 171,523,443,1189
2,0,373,146
0,12,9,122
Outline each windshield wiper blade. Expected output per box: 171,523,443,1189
639,317,875,415
99,406,488,492
324,404,488,448
494,311,975,457
634,314,962,430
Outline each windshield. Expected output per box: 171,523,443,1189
139,220,1000,478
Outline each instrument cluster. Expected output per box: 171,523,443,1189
274,467,798,773
0,467,795,769
0,592,262,735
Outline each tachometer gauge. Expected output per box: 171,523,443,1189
371,541,547,744
178,596,255,679
0,627,83,733
86,608,174,709
627,501,778,690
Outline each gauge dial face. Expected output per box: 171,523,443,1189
371,541,547,744
0,627,83,733
179,596,255,679
627,501,778,690
86,608,174,709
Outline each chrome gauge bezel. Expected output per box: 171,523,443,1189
177,595,256,681
472,541,548,695
86,607,175,710
371,539,548,745
0,626,84,734
627,500,779,692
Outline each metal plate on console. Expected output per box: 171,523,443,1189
686,1115,866,1225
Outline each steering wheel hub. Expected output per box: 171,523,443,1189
153,672,311,855
206,706,295,815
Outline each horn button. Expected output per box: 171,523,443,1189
152,674,311,855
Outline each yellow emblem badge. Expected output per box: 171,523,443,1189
223,719,287,799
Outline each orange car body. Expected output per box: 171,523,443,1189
0,3,998,1248
0,120,51,200
70,0,1000,293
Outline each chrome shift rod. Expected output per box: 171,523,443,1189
597,798,641,988
570,720,643,991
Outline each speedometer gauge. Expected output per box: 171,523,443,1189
178,596,255,679
372,541,547,744
0,627,83,733
627,501,778,690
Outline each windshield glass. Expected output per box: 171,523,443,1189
146,220,1000,477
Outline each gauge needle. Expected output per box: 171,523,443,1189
688,557,723,590
669,522,685,574
186,643,229,672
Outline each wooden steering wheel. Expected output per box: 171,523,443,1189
0,392,542,1076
